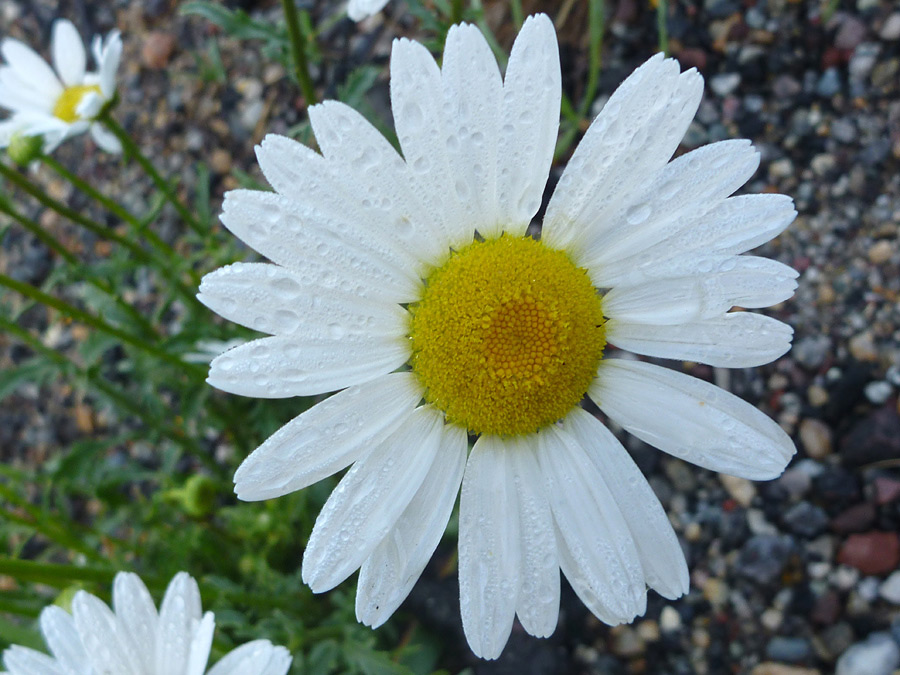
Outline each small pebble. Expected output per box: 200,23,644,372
766,636,813,664
837,532,900,576
864,380,893,404
750,666,820,675
659,606,682,632
798,419,833,458
879,13,900,40
867,239,894,264
878,570,900,604
710,72,741,96
835,633,900,675
720,474,756,507
848,331,879,362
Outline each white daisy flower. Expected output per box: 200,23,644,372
1,571,292,675
0,18,122,154
200,14,798,659
347,0,391,21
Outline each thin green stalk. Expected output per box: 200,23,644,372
450,0,464,24
97,113,204,235
656,0,669,55
578,0,606,118
510,0,524,29
0,559,115,588
281,0,318,105
0,199,159,337
0,162,152,264
41,156,192,272
0,273,205,378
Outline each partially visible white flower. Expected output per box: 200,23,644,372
0,571,293,675
347,0,391,21
0,19,122,154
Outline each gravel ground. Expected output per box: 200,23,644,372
2,0,900,673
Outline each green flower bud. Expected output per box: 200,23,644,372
7,133,43,166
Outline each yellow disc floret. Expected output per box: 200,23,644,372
409,235,606,436
53,84,102,123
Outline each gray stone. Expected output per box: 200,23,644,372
836,633,900,675
765,636,813,663
737,535,795,584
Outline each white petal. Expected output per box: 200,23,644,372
89,122,122,153
356,421,467,628
206,640,292,675
458,435,520,660
254,133,431,276
97,31,122,98
198,262,406,337
439,23,503,237
562,409,689,599
234,372,423,500
0,39,62,99
590,358,796,479
607,312,794,368
39,606,90,671
156,573,205,675
389,37,473,248
346,0,390,20
602,255,798,325
492,13,561,237
185,613,215,675
2,646,67,675
0,65,56,112
578,140,760,270
220,189,419,303
542,54,703,253
111,572,158,669
207,330,408,399
537,426,647,624
508,437,559,638
301,406,444,592
72,591,142,674
595,194,797,288
51,20,86,86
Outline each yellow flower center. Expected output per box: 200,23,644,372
52,84,101,123
409,235,606,436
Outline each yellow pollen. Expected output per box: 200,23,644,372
52,84,101,123
409,235,606,436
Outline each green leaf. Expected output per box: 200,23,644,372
0,359,58,400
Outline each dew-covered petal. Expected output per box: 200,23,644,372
207,323,409,399
458,435,521,660
206,640,292,675
72,591,142,674
596,194,797,288
508,437,559,638
542,54,703,253
591,359,796,480
255,133,437,274
39,606,90,671
562,409,689,599
2,646,67,675
185,613,215,675
537,426,647,625
492,14,560,237
198,262,405,337
234,372,423,500
302,406,445,593
220,189,420,303
307,103,449,263
356,420,467,628
0,39,62,99
440,22,503,238
579,140,760,271
602,256,798,325
111,572,158,669
608,312,793,368
390,37,474,248
155,572,206,675
51,20,85,86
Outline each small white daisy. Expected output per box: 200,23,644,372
347,0,391,21
0,19,122,154
1,571,292,675
200,14,798,659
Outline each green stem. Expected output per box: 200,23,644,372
0,162,153,264
450,0,464,24
0,199,159,337
0,273,205,378
656,0,669,55
510,0,524,29
0,559,115,588
578,0,606,118
97,113,204,235
281,0,317,106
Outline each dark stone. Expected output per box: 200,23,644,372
839,404,900,467
765,636,813,663
830,502,877,534
782,501,829,538
837,531,900,576
736,535,795,584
